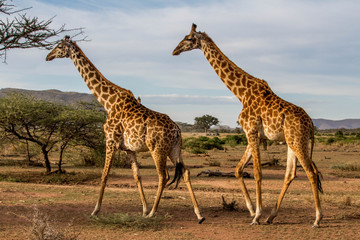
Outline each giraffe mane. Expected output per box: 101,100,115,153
201,32,271,88
71,41,136,99
201,32,259,80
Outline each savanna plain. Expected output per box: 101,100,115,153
1,132,359,240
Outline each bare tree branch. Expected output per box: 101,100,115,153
0,0,86,62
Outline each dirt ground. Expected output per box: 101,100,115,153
1,143,360,240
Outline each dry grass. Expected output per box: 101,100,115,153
8,206,80,240
1,141,360,239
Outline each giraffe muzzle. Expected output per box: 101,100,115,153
46,55,55,61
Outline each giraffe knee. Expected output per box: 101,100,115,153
235,165,244,179
284,174,295,185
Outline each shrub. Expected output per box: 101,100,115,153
335,130,345,139
224,135,247,147
183,136,224,154
82,149,131,168
326,137,335,145
356,132,360,139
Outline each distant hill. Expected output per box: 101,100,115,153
0,88,96,104
1,88,359,130
312,119,360,130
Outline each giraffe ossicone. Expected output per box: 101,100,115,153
173,24,323,227
46,36,205,224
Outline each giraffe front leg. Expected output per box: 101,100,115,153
127,151,149,216
247,134,262,225
235,145,255,217
91,141,116,217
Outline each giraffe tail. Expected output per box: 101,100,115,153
166,130,184,189
310,124,324,194
166,161,184,189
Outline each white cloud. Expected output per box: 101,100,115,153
2,0,360,123
141,94,239,105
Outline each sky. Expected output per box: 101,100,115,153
1,0,360,127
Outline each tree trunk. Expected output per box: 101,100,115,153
25,140,31,164
41,146,51,173
58,145,66,173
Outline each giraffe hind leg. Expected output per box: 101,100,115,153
167,141,205,223
296,151,323,227
287,141,323,227
146,151,169,218
235,145,255,217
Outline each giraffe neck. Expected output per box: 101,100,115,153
69,43,134,112
199,34,259,103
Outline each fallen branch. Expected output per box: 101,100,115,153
247,159,279,167
197,170,251,178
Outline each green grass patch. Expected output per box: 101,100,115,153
331,164,360,171
0,173,23,182
0,170,101,184
92,213,167,231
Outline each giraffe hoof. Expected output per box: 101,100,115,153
198,217,206,224
250,221,260,226
312,224,320,228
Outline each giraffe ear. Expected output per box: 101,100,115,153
190,23,197,34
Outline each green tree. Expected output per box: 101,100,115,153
0,93,63,172
0,94,106,172
194,114,219,134
56,101,106,172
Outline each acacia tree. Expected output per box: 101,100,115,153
0,93,63,172
0,0,84,62
56,102,106,172
0,94,106,173
194,114,219,134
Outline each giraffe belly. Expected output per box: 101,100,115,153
122,131,148,152
123,139,148,152
263,125,285,141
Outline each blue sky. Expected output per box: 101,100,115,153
1,0,360,127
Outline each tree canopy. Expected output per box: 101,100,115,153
194,114,219,134
0,93,105,172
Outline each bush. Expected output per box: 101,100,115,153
326,137,335,145
82,149,131,168
335,130,345,139
183,136,224,154
224,135,247,147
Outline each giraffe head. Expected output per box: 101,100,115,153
172,23,203,55
46,36,74,61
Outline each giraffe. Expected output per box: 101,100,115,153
46,36,205,224
173,24,323,227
